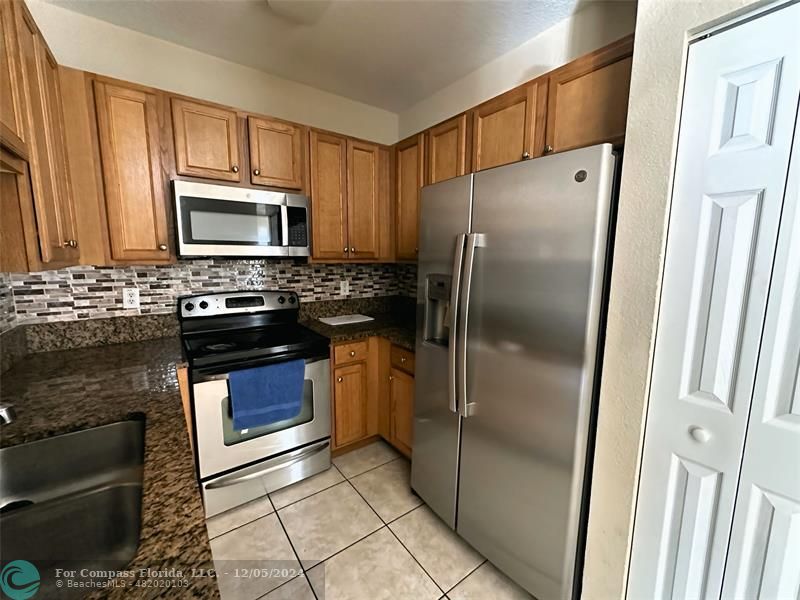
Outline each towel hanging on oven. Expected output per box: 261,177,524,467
228,360,305,430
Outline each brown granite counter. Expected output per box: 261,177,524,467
0,338,218,598
302,312,416,350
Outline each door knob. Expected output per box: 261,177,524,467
544,145,554,154
158,244,168,251
688,426,712,443
521,151,531,159
231,165,239,173
253,169,260,176
337,377,343,383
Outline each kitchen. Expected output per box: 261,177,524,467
1,1,798,599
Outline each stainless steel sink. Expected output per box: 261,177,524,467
0,417,145,597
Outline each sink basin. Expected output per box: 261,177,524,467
0,417,145,597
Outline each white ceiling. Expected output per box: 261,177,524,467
44,0,583,112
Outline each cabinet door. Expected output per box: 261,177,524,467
0,1,26,158
471,79,547,171
94,81,170,262
545,35,633,154
333,362,368,448
15,6,78,266
310,130,348,260
395,133,424,260
171,97,240,181
248,116,303,189
390,367,414,456
427,113,468,184
346,139,379,259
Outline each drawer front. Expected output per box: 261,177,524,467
391,346,415,374
334,340,369,364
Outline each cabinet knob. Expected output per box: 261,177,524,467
253,168,260,176
521,151,531,159
63,239,78,248
344,247,348,253
337,376,343,383
231,165,239,173
158,244,168,251
415,247,419,253
401,357,406,363
350,247,355,253
544,145,554,154
389,375,394,381
349,350,355,357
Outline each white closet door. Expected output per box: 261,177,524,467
628,4,800,599
721,108,800,599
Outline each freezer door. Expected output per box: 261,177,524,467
456,145,616,600
411,174,473,528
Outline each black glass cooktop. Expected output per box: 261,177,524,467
183,323,328,368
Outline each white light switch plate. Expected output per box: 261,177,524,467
123,288,140,308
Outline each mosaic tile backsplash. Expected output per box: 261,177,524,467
0,261,418,334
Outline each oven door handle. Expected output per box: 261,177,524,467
205,440,330,489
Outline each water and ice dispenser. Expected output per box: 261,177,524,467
423,273,452,346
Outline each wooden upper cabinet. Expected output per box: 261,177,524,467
171,97,241,181
0,1,27,158
248,116,304,189
94,81,170,262
14,5,78,266
347,139,380,259
310,130,348,260
472,78,547,171
427,113,469,185
545,35,634,154
395,133,424,261
333,362,369,448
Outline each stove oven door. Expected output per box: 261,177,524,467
192,357,331,516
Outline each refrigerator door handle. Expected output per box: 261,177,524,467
457,232,484,418
448,234,467,414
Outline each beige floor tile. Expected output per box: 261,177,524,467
390,505,484,591
350,458,421,522
210,513,300,600
278,481,382,568
263,574,315,600
332,440,400,478
448,561,532,600
269,465,345,509
206,496,274,539
307,528,441,600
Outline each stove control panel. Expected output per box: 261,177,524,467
179,291,299,318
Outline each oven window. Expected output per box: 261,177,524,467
180,196,282,246
221,380,314,445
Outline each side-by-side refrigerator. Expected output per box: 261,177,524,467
411,144,619,600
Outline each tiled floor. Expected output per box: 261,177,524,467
206,440,533,600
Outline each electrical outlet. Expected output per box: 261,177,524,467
340,279,350,296
122,288,140,309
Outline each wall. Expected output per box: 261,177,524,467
0,261,418,333
25,0,399,145
581,1,770,598
397,1,638,138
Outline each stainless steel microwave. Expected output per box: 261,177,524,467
173,180,310,258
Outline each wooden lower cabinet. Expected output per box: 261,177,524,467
331,337,414,457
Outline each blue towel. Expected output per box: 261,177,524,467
229,360,305,430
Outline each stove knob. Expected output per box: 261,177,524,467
185,302,195,312
288,296,296,304
199,301,209,310
278,296,286,304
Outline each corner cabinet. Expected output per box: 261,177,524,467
171,97,241,182
395,133,424,261
94,80,171,262
310,130,391,262
545,35,633,154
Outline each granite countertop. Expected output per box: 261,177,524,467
301,311,416,350
0,338,218,598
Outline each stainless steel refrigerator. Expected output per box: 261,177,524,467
411,144,618,600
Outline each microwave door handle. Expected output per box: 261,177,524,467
457,233,483,418
448,234,467,414
281,205,290,247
